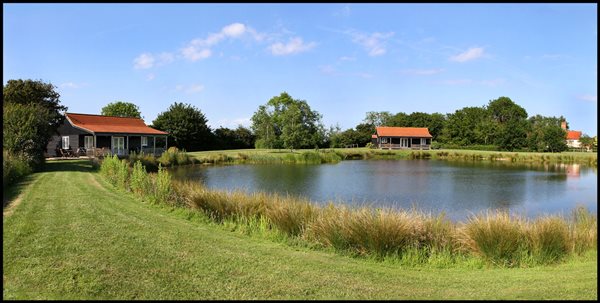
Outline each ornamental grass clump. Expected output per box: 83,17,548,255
458,211,528,267
527,216,570,264
265,194,317,236
570,206,597,254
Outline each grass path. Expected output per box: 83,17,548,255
2,160,597,300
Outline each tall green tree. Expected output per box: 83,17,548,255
579,134,594,151
101,101,142,119
487,97,528,150
3,103,53,168
526,115,567,152
214,126,255,150
3,79,67,132
3,79,67,168
251,92,325,150
443,106,490,146
363,111,392,127
151,102,213,151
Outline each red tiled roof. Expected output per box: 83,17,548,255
66,113,168,135
375,126,432,138
566,130,581,140
371,134,377,138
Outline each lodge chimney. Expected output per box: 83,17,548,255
561,121,567,130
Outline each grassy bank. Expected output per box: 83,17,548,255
100,155,597,267
3,159,597,299
187,147,597,166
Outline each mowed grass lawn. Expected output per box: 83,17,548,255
3,160,597,300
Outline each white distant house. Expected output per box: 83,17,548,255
561,121,582,148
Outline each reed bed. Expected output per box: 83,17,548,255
99,157,597,267
173,177,596,267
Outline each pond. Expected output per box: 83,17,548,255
170,160,597,221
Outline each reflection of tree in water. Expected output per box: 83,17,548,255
251,164,318,199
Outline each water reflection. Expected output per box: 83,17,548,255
170,160,597,221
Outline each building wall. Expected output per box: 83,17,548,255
567,139,581,148
46,122,90,157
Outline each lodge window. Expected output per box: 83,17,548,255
62,136,70,149
141,136,148,147
381,138,388,144
84,136,94,149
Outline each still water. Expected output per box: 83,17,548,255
170,160,597,221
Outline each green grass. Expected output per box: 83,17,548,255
187,147,597,166
3,159,597,300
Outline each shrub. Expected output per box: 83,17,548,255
2,150,32,188
130,160,151,197
152,164,172,204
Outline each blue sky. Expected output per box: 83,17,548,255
3,3,597,135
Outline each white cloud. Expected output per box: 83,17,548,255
133,53,155,69
222,23,246,37
350,31,394,56
449,47,485,62
146,73,155,81
269,37,316,56
578,94,597,102
133,52,175,69
400,68,445,76
181,46,212,61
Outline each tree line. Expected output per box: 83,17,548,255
3,79,595,179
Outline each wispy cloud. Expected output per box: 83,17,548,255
319,65,373,79
133,53,155,69
214,117,252,128
133,52,174,69
339,56,356,61
59,82,88,89
577,94,597,102
146,73,155,81
440,79,473,85
400,68,445,76
350,31,394,56
438,78,505,86
449,47,485,62
175,83,205,94
480,78,505,86
269,37,316,56
133,22,312,68
333,5,351,17
60,82,80,88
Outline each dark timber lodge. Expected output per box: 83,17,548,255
46,113,169,158
371,126,432,150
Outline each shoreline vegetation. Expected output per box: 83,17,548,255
100,155,597,268
185,148,597,166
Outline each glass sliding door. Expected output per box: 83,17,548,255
112,136,125,155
